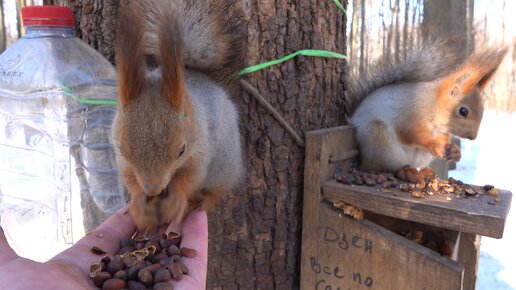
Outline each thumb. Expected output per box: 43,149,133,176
0,226,19,264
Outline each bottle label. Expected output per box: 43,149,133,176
0,70,24,79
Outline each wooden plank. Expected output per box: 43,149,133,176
300,126,358,289
323,181,512,238
308,203,464,290
457,233,481,290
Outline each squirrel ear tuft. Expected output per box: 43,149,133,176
116,1,145,109
439,45,508,99
463,45,508,93
159,9,186,111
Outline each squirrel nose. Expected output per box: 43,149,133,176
143,184,161,196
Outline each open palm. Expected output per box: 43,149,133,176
0,208,208,290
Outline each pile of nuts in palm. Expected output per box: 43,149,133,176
335,167,501,202
88,231,195,290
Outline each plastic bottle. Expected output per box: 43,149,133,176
0,6,125,261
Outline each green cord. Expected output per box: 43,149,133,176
239,49,346,75
332,0,347,17
60,86,118,106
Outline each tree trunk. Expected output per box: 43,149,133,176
359,0,366,72
45,0,348,289
43,0,119,63
423,0,468,47
0,0,6,52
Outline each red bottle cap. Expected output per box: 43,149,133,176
21,6,74,27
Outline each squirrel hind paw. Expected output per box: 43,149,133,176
396,166,436,183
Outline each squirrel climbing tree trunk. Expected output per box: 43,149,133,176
43,0,348,288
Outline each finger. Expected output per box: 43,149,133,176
50,205,136,273
0,226,18,264
173,210,208,287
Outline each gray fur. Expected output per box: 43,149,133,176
184,70,244,191
346,38,468,115
142,0,243,83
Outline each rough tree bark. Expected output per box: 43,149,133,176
44,0,348,289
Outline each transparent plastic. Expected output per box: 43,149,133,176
0,25,125,261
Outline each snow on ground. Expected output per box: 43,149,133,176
450,110,516,290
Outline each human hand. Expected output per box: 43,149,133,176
0,207,208,290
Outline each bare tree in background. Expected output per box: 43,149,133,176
0,1,6,51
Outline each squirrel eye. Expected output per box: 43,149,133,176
459,107,469,118
178,144,186,158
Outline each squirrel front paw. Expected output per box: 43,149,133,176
129,193,160,234
426,140,447,158
445,143,461,161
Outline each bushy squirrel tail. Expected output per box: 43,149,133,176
142,0,244,85
345,37,470,114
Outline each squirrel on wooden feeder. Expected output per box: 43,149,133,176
113,0,244,233
346,38,507,181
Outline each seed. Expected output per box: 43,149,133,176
488,188,501,196
133,248,150,262
113,270,127,281
126,280,146,290
464,187,477,196
146,263,164,274
159,257,175,267
381,181,392,189
154,268,172,283
146,240,161,253
152,251,168,263
127,262,147,280
167,231,180,240
153,282,174,290
146,245,158,255
159,238,176,249
120,237,135,248
180,247,197,258
117,246,136,255
101,255,112,265
376,175,387,184
134,236,150,243
90,261,103,278
342,175,355,185
102,278,126,290
91,246,107,256
92,271,111,288
107,257,124,276
415,181,426,189
122,253,139,268
138,268,154,286
411,191,424,198
364,177,376,186
175,261,189,275
168,263,183,281
135,241,146,250
171,255,181,262
167,245,180,257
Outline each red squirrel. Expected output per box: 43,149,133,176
114,0,244,232
347,39,507,179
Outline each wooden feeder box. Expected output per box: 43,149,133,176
300,126,512,290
